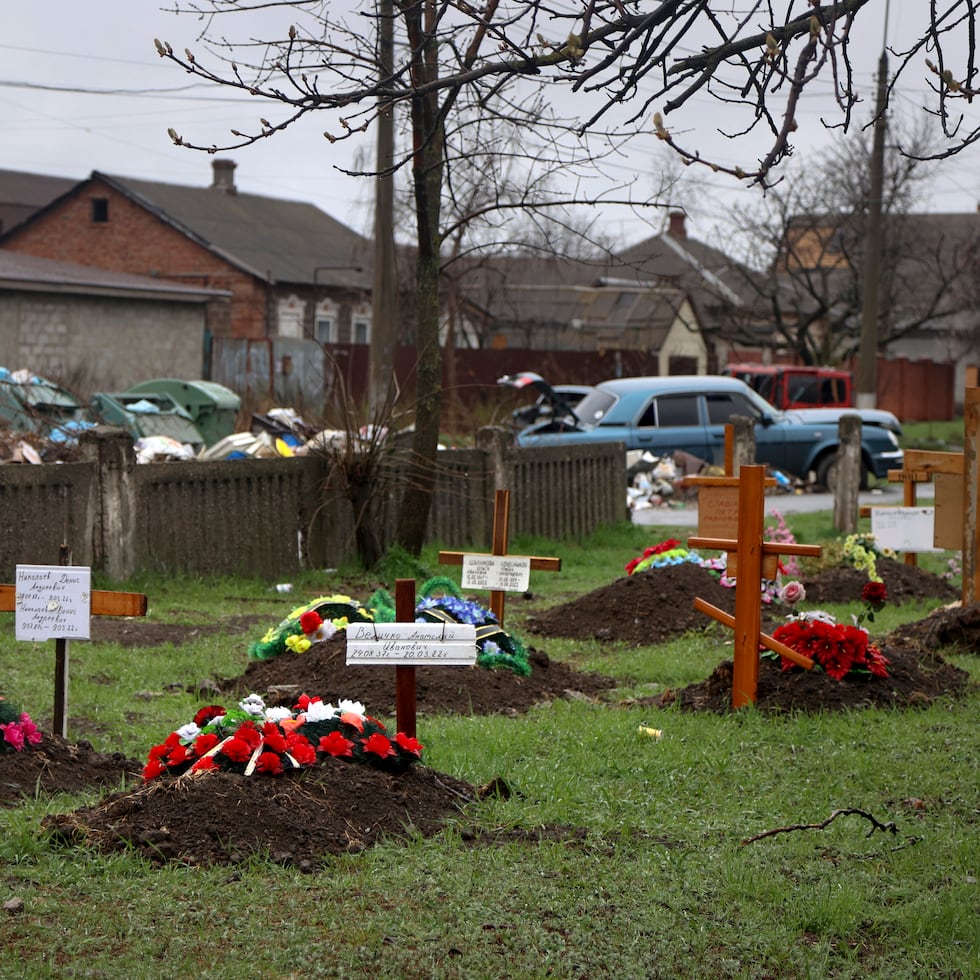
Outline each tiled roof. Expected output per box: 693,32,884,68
97,170,373,289
0,169,78,235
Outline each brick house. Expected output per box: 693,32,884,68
0,160,373,347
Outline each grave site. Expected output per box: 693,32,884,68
2,437,978,873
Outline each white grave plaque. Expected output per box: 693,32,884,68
15,565,92,640
461,554,531,592
346,622,477,666
870,507,939,553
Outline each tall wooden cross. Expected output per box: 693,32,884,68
1,545,147,738
689,465,822,709
438,488,561,627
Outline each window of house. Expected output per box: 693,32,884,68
276,295,305,338
352,318,371,344
91,198,109,223
315,316,334,344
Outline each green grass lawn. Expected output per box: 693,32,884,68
0,519,976,979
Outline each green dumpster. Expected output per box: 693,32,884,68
123,379,241,447
90,391,205,446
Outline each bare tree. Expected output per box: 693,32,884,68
715,121,977,366
154,1,977,551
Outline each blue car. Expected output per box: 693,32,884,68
514,375,904,488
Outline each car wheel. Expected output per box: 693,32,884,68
815,453,869,492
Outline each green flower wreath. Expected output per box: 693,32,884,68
248,594,374,660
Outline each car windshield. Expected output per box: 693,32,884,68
571,388,618,424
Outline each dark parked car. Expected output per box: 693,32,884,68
515,375,903,488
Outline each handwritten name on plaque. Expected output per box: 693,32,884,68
15,565,92,641
461,554,531,592
346,622,477,666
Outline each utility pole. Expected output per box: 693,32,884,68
369,0,397,417
855,23,890,409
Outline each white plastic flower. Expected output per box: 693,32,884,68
799,609,837,625
238,694,267,716
337,698,366,717
310,621,338,643
176,722,201,743
264,706,293,723
304,699,337,723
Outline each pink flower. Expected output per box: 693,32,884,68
2,724,26,752
778,581,806,606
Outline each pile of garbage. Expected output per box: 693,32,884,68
0,366,395,466
626,448,795,512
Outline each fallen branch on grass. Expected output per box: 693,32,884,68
741,807,899,846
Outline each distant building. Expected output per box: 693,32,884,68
0,159,373,344
0,250,225,394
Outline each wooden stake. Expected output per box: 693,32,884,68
394,578,417,738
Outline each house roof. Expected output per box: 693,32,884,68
0,169,78,236
0,250,228,302
93,167,373,289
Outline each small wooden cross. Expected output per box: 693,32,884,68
0,546,147,738
438,489,561,627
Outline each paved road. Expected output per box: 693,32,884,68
632,481,934,527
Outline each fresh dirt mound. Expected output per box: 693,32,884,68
218,635,618,716
45,762,477,869
525,558,959,646
648,631,974,714
800,557,960,606
526,562,738,645
0,736,141,806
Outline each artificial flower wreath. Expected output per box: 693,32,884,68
142,693,422,780
766,580,891,681
248,594,374,660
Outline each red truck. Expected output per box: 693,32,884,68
722,363,853,411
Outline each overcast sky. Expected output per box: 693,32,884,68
2,2,977,247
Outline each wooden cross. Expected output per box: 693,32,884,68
0,545,147,738
857,387,979,604
438,489,561,627
689,465,822,709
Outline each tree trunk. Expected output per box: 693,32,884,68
395,0,444,555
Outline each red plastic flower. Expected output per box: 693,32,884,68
235,722,262,749
318,732,354,757
142,758,167,780
167,744,190,766
222,736,253,763
288,739,316,766
194,732,220,756
300,611,323,635
191,755,219,773
193,704,226,727
262,726,287,754
395,732,424,756
363,733,395,759
256,751,284,775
